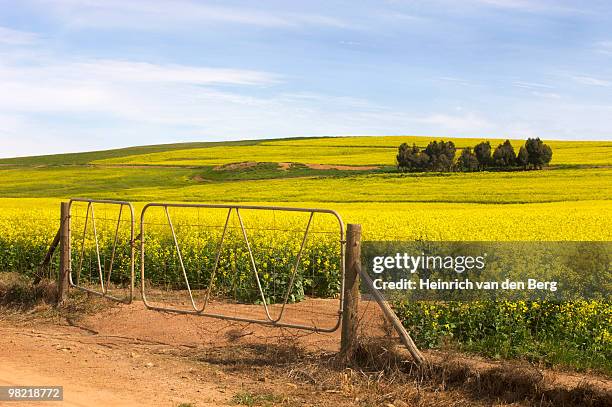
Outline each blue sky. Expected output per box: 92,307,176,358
1,0,611,157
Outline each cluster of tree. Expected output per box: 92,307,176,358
396,140,457,172
397,138,552,173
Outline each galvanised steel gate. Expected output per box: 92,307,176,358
139,203,345,332
67,198,345,332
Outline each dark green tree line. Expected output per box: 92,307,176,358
397,138,552,172
397,140,456,172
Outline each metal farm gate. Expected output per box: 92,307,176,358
139,202,345,332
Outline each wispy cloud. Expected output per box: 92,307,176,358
0,26,40,45
467,0,585,14
2,0,612,157
0,54,279,114
593,41,612,55
32,0,350,29
512,81,554,90
530,91,561,99
416,112,494,134
571,75,612,87
437,77,473,86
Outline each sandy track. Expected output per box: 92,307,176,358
0,297,374,407
1,298,610,407
0,321,232,407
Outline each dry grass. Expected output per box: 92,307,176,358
0,272,113,323
0,272,58,308
184,328,611,407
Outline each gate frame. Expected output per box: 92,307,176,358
68,198,135,304
139,202,345,333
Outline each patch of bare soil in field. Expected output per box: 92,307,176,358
0,291,610,407
277,162,379,171
213,161,259,171
303,163,379,171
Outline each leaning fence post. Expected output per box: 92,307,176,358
341,223,361,360
57,201,71,305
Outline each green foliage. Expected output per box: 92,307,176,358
396,140,456,172
232,391,282,406
457,147,479,172
424,140,456,171
396,143,428,172
492,140,517,168
526,138,553,169
400,138,554,173
517,145,529,169
474,141,492,170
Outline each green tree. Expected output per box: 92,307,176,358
517,145,529,170
424,140,456,171
397,142,411,172
397,143,427,172
525,138,553,169
542,144,553,166
492,139,517,168
457,147,479,172
474,141,492,170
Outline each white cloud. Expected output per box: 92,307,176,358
31,0,350,30
530,91,561,99
0,26,40,45
468,0,584,14
416,112,494,134
437,77,473,86
512,81,554,90
572,75,612,87
594,41,612,55
0,55,279,115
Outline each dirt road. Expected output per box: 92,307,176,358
1,300,610,407
0,322,232,406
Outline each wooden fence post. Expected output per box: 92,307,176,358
57,201,71,305
341,223,361,360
